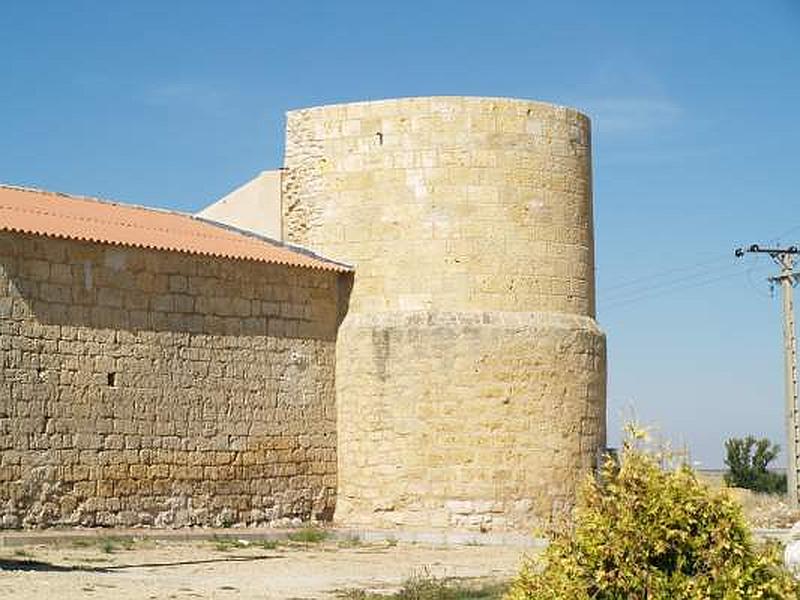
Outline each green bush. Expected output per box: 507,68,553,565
506,428,800,599
287,525,328,544
724,436,787,494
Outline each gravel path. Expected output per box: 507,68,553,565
0,537,528,599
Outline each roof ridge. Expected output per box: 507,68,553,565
0,183,197,220
191,215,353,270
0,184,352,272
0,202,268,247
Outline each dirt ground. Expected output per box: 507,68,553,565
697,472,800,529
0,536,528,599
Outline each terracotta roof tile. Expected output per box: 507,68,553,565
0,185,351,272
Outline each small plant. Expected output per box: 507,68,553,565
724,435,787,494
99,536,135,554
121,537,135,550
211,536,249,552
506,425,800,599
256,538,280,550
338,534,362,548
13,549,32,558
287,526,328,544
337,569,507,599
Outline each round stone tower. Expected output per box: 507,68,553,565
282,97,606,531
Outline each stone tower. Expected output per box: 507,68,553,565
283,97,606,531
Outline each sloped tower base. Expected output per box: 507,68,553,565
334,311,605,531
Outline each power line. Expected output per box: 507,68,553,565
596,224,798,308
600,258,774,308
601,262,742,303
774,224,800,244
598,253,733,294
745,254,774,299
599,269,745,310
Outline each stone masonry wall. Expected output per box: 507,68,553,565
0,231,343,529
284,97,606,531
335,311,605,531
283,96,595,316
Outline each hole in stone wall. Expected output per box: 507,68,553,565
36,368,46,382
107,372,117,387
375,131,383,145
83,260,93,290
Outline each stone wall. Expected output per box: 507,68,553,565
335,311,605,531
283,97,595,316
284,97,606,531
0,231,344,528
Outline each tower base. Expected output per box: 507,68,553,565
334,310,606,532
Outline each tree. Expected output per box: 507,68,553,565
724,436,787,495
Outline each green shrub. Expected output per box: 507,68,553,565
724,436,787,494
211,535,248,552
287,526,328,544
257,539,280,550
506,427,800,599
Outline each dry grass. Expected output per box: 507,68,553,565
337,569,508,599
698,471,800,528
728,487,800,528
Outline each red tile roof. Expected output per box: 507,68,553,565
0,185,350,272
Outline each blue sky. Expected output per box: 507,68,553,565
2,1,799,466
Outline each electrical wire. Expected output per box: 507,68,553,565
600,258,774,309
593,212,798,310
599,269,747,310
598,253,733,294
601,260,740,302
774,223,800,245
597,221,796,309
745,253,774,299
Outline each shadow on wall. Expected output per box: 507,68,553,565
0,232,350,530
0,233,352,342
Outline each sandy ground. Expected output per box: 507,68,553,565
0,537,528,599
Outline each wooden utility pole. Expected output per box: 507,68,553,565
736,245,800,507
